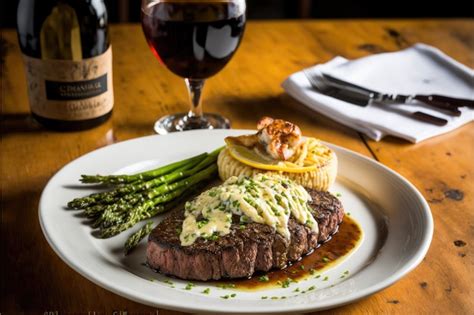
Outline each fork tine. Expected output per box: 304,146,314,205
303,67,329,91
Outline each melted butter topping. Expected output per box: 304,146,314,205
180,174,318,246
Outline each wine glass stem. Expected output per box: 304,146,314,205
185,78,205,119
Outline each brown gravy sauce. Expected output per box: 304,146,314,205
213,215,363,291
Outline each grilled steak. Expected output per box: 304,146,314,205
147,189,344,281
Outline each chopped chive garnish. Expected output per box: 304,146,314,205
261,296,268,299
230,293,236,298
323,276,329,281
184,282,195,290
315,274,321,279
220,295,229,299
280,278,294,288
202,288,210,294
293,288,300,292
322,256,330,263
299,265,305,270
197,219,209,229
271,296,279,300
258,275,270,282
308,285,316,291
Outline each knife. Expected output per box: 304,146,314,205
315,85,449,126
321,73,473,115
303,69,449,126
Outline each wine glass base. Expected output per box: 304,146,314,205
154,113,231,134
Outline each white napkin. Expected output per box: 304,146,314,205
282,43,474,143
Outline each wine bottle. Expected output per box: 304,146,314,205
17,0,114,130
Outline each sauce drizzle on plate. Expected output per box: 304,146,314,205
215,215,362,291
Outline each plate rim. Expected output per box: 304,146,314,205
38,129,434,313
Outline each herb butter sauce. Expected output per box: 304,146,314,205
180,174,319,246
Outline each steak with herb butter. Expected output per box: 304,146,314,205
146,176,344,281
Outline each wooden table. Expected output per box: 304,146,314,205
1,20,473,314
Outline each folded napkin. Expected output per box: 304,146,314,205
282,43,474,143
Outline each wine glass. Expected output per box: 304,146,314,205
141,0,246,134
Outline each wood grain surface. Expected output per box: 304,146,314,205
1,20,473,314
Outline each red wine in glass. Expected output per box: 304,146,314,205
141,0,246,133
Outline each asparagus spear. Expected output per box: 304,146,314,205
80,192,146,218
68,148,222,210
99,187,186,238
79,152,208,184
69,162,194,209
124,221,154,255
146,162,218,199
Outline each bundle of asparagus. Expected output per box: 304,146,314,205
67,147,223,254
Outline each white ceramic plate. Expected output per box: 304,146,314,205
39,130,433,313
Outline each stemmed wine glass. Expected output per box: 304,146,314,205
141,0,246,134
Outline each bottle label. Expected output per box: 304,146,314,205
22,46,114,121
45,74,108,100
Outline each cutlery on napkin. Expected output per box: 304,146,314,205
282,43,474,143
